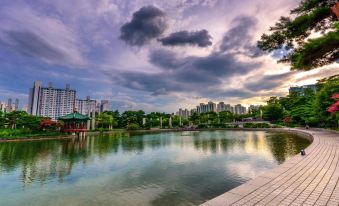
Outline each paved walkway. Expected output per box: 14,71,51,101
201,128,339,206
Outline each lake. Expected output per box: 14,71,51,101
0,130,310,206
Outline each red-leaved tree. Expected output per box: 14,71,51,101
40,118,61,131
327,94,339,114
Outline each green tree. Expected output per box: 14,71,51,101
262,101,284,123
97,113,115,130
120,110,145,128
189,112,200,125
219,111,234,123
313,75,339,127
258,0,339,70
0,111,6,128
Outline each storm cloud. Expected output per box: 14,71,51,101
120,6,168,46
159,29,212,47
219,16,263,57
113,15,266,98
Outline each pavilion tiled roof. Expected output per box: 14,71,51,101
58,112,90,120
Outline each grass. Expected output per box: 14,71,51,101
0,128,65,139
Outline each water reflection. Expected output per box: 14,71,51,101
0,131,310,206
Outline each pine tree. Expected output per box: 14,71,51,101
258,0,339,70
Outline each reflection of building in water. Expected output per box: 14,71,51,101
21,147,74,186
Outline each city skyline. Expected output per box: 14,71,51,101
0,0,338,113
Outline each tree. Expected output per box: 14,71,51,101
120,110,145,128
258,0,339,70
40,118,61,131
97,113,114,130
313,75,339,127
5,111,28,129
219,111,234,123
189,112,200,125
262,101,284,123
327,93,339,113
0,111,6,128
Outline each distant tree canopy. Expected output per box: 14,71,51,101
261,74,339,128
258,0,339,70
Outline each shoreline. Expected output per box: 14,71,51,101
200,128,339,205
0,127,315,143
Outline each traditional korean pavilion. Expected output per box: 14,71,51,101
58,112,90,134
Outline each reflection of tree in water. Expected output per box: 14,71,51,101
0,131,310,188
266,133,310,164
192,132,234,153
0,132,128,186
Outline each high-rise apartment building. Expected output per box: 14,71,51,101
14,98,19,110
75,96,97,115
176,108,190,119
6,98,12,112
234,104,247,115
100,100,109,113
196,101,216,113
28,81,76,120
217,102,233,113
217,102,225,112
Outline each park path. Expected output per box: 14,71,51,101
201,128,339,206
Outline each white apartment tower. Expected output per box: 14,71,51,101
28,81,76,120
75,96,97,115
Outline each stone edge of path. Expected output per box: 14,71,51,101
200,128,334,206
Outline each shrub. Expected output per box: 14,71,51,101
243,123,271,128
127,123,140,130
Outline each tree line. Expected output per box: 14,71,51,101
0,75,337,136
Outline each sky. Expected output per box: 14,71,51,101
0,0,338,113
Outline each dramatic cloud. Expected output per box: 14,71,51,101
159,30,212,47
113,48,261,98
0,4,85,67
219,16,264,57
120,6,168,46
0,30,67,62
113,15,267,99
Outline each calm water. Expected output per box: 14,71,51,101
0,130,310,206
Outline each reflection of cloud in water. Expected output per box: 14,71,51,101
226,157,274,180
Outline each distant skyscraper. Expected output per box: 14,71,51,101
28,81,76,120
28,80,42,116
196,101,216,113
217,102,225,112
176,108,190,119
75,96,96,115
6,98,12,112
100,100,109,112
225,104,232,112
230,106,234,113
234,104,246,114
14,98,19,110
